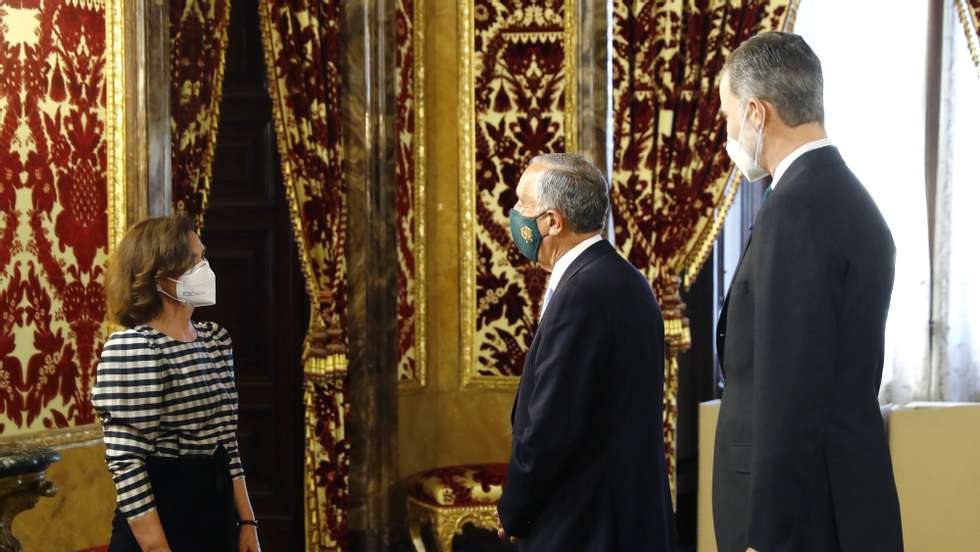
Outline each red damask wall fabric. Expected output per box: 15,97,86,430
0,0,106,434
170,0,231,227
472,0,573,379
395,0,420,384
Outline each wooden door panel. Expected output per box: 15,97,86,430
196,0,307,548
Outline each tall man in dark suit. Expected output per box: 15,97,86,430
713,32,904,552
495,153,676,551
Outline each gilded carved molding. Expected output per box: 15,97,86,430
0,425,102,451
105,0,127,257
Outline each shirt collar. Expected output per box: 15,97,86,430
771,138,833,190
547,234,603,293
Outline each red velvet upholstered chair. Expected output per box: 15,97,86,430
406,463,507,551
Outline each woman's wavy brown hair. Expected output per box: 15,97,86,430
106,215,197,327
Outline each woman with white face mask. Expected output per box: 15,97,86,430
94,215,260,552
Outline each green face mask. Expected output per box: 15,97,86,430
509,208,548,262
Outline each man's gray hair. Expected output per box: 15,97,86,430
724,31,824,126
530,153,609,234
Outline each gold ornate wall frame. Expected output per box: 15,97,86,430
105,0,129,253
107,0,171,235
458,0,579,389
411,0,427,391
458,0,477,388
106,0,171,299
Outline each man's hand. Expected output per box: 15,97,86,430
747,548,760,552
496,512,519,544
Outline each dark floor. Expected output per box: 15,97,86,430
391,525,516,551
391,524,696,551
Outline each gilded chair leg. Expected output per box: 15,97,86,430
407,502,431,552
435,515,459,552
409,519,427,552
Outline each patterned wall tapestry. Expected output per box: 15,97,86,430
460,0,577,385
170,0,230,227
0,0,106,435
611,0,798,493
955,0,980,72
395,0,425,386
257,1,349,549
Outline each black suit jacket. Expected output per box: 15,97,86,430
713,147,903,552
498,240,676,552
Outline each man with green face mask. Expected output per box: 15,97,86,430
496,153,676,551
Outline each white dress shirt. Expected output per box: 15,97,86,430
770,138,834,191
540,234,603,319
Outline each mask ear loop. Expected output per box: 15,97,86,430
157,285,185,303
158,266,191,304
752,102,766,166
736,103,750,147
537,209,559,239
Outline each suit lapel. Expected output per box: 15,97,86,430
717,232,751,378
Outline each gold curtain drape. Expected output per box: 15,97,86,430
258,1,349,549
170,0,231,227
611,0,799,497
955,0,980,73
395,0,426,387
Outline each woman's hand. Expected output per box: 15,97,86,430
239,525,261,552
128,509,170,552
233,477,261,551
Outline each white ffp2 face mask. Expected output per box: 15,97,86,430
158,259,216,307
725,102,769,182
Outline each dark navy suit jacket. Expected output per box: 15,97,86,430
499,239,676,551
714,147,903,552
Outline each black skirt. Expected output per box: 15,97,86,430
108,448,238,552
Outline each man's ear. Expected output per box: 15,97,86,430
749,98,770,130
544,209,564,237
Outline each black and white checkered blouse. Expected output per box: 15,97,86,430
93,321,245,519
